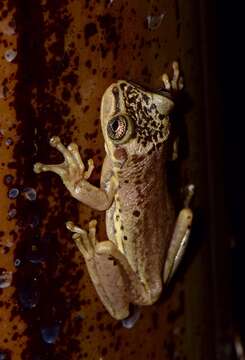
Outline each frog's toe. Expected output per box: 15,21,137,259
66,221,86,235
66,221,75,231
161,73,171,90
178,75,184,90
50,136,61,147
33,162,43,174
66,221,97,259
88,219,97,247
67,142,78,152
171,61,180,90
34,162,66,177
49,136,76,165
184,184,195,208
84,159,94,180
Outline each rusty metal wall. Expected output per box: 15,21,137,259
0,1,232,359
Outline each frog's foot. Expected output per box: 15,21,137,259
66,219,97,260
161,61,184,92
34,136,94,190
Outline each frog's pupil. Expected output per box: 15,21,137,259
112,119,119,132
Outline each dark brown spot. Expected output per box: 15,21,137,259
101,347,108,356
61,88,71,102
84,22,98,45
74,91,82,105
113,147,128,162
133,210,140,217
85,59,92,68
83,105,90,113
119,82,127,90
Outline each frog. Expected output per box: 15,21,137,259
34,61,194,321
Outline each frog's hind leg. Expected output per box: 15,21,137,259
67,220,130,319
163,184,194,283
67,220,153,320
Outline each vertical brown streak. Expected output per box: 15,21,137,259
13,1,50,358
12,1,68,358
112,86,120,115
14,0,46,179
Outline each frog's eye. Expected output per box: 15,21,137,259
107,115,133,143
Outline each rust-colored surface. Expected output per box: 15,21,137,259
0,1,231,359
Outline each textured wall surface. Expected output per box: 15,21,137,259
0,1,231,359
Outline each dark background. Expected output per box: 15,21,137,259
216,0,245,353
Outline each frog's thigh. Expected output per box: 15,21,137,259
69,222,152,319
91,241,153,319
163,208,193,283
86,252,130,320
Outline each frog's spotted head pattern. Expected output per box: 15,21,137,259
101,80,174,162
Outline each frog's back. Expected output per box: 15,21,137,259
106,148,175,298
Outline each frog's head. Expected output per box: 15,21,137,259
101,80,174,166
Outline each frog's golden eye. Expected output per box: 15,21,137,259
107,115,133,143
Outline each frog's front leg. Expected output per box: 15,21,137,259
66,220,154,320
163,185,194,283
34,137,116,211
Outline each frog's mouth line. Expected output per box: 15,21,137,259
127,80,173,101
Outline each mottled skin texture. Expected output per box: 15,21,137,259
34,63,193,320
106,150,174,302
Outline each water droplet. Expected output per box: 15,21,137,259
121,306,141,329
41,324,60,344
23,187,37,201
8,208,17,219
146,13,165,30
14,259,21,267
0,351,8,360
8,188,19,199
0,271,13,289
4,49,17,62
0,83,9,99
4,175,14,185
5,137,13,146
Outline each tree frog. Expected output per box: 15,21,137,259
34,61,193,320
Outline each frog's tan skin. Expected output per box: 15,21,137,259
34,61,193,320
